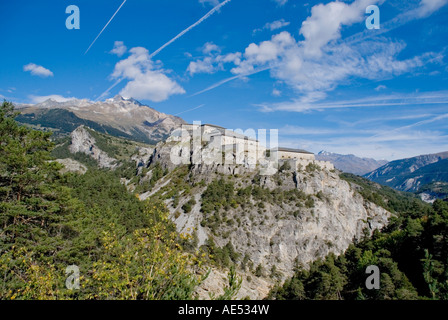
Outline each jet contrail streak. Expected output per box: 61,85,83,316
190,66,272,97
96,78,124,101
174,104,205,116
149,0,231,59
85,0,128,55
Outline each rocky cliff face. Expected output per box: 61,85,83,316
69,126,119,169
137,140,391,299
54,158,87,175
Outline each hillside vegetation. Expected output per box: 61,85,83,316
0,101,230,299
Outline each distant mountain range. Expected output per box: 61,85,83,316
315,151,388,175
15,95,185,144
364,151,448,202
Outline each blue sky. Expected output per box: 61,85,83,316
1,0,447,160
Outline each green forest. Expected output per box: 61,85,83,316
0,101,210,299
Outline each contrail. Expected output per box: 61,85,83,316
174,104,206,116
95,0,231,100
190,66,272,97
149,0,231,59
96,78,124,101
85,0,128,55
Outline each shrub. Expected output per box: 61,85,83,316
182,198,196,213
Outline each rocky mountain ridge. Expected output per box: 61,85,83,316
69,126,119,169
316,150,388,175
364,151,448,201
15,95,185,144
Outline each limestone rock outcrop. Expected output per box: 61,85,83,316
69,126,119,169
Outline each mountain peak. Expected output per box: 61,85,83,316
106,95,143,106
35,98,63,108
113,94,126,101
316,151,388,175
18,94,186,144
318,150,332,156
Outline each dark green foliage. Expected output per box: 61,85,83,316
304,197,315,208
255,264,265,277
0,102,205,299
0,101,69,249
270,265,283,280
51,141,99,168
305,163,321,172
201,238,240,268
182,198,196,213
214,265,242,300
340,173,424,213
279,161,291,172
148,163,164,190
201,179,236,214
420,182,448,201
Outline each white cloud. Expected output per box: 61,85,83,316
203,42,221,54
279,111,448,160
110,41,127,57
188,57,219,75
272,88,281,96
187,42,241,76
29,94,75,104
219,0,442,105
120,73,185,102
345,0,447,45
194,0,445,102
281,125,347,136
231,31,296,75
268,19,290,31
266,91,448,113
221,52,241,64
272,0,288,6
253,19,290,34
418,0,448,17
111,47,185,102
23,63,54,78
375,85,387,91
299,0,381,58
199,0,220,6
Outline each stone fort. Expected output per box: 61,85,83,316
170,123,334,172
